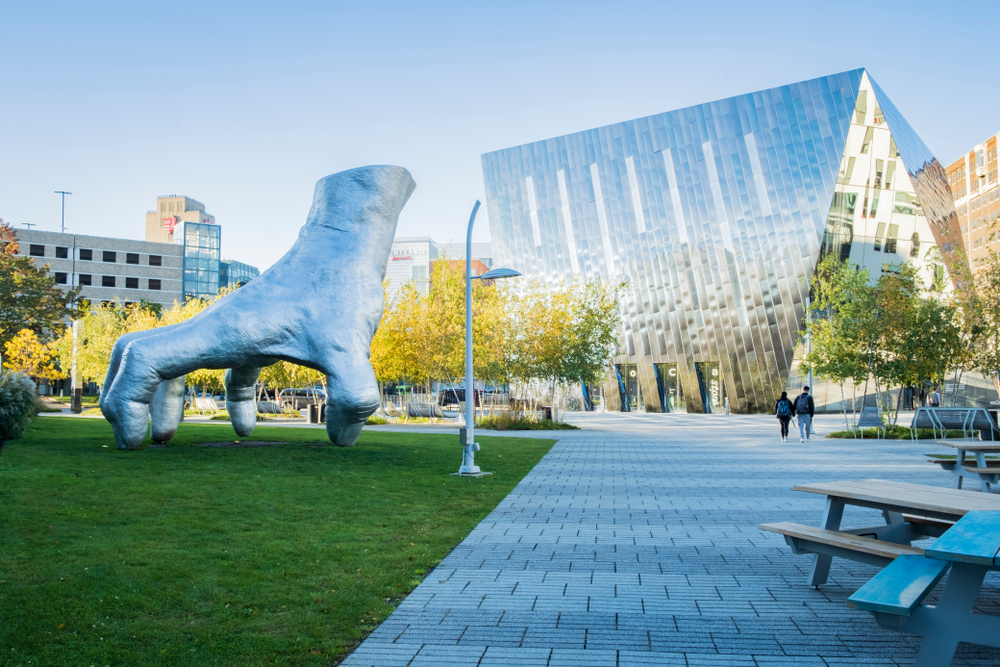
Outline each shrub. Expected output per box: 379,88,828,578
0,371,44,451
826,425,970,440
366,414,389,425
478,413,580,431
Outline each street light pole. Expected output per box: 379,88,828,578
455,200,521,477
55,191,72,234
459,200,483,475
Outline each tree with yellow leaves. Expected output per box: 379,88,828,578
2,328,65,383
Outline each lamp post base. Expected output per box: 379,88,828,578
451,471,493,478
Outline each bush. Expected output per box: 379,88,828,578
0,371,44,451
366,414,389,425
826,425,970,440
478,413,580,431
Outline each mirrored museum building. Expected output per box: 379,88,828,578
481,69,965,413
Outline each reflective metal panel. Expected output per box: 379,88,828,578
481,69,954,413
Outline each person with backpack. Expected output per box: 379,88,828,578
794,386,815,442
775,391,793,442
929,386,941,407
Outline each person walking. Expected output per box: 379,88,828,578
775,391,793,442
929,386,941,407
794,386,815,442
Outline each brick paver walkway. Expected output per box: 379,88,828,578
345,413,1000,666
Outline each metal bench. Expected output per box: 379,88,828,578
406,402,444,419
854,405,886,439
910,407,1000,441
848,511,1000,666
256,400,284,414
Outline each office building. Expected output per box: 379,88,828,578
145,194,258,299
220,259,261,288
13,229,183,308
385,237,492,294
945,133,1000,270
482,68,963,413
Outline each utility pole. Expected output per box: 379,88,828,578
55,191,72,233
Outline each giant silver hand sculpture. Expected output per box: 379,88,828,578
100,165,415,450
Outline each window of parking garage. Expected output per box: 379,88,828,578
126,253,140,265
102,275,115,287
29,244,44,257
55,246,68,259
148,279,161,290
54,272,67,284
78,274,92,285
79,249,92,261
103,251,116,263
125,277,139,289
149,255,162,266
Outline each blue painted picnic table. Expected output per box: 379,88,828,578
849,511,1000,666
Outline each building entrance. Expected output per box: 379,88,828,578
615,364,640,412
695,362,724,413
654,363,683,412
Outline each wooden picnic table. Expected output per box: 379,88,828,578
934,440,1000,492
849,511,1000,666
790,479,1000,587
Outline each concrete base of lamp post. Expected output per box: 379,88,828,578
450,471,493,478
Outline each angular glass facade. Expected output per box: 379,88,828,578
181,221,221,300
220,259,260,288
481,69,963,414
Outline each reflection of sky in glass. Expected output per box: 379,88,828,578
481,68,952,415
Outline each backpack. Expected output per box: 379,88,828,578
776,400,791,418
795,394,811,414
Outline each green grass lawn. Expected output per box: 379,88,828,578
0,418,555,666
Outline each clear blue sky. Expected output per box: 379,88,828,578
2,1,998,271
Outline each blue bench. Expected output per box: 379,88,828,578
847,511,1000,666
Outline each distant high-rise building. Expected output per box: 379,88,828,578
945,133,1000,271
145,195,215,245
385,237,492,294
144,195,259,299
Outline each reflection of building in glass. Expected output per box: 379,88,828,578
482,69,963,414
182,222,221,299
946,132,1000,272
220,259,260,288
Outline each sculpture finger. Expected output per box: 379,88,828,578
102,319,239,449
324,353,380,447
225,363,272,437
149,376,186,442
100,327,177,411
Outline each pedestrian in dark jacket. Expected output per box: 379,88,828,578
775,391,793,442
793,386,815,442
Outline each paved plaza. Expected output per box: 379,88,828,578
345,413,1000,666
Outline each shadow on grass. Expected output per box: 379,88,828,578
0,418,555,666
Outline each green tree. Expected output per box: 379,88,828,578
0,222,78,355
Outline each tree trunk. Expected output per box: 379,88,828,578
840,383,850,431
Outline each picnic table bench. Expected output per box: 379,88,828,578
933,441,1000,492
760,479,1000,587
848,511,1000,666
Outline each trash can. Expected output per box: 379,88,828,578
307,404,320,424
541,406,553,421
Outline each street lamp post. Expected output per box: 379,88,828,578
55,191,72,234
455,200,521,477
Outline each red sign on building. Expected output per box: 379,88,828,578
163,216,178,234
